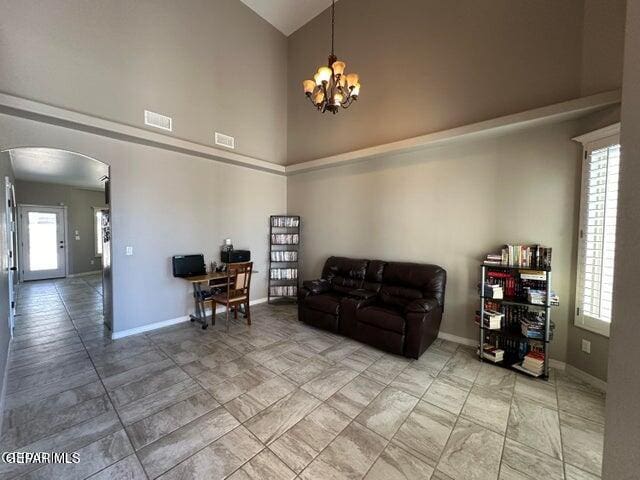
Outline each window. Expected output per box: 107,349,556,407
574,125,620,337
93,207,106,257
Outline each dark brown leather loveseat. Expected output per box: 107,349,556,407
298,256,446,359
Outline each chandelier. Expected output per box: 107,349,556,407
302,0,360,114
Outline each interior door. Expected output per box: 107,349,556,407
19,205,67,281
4,177,17,335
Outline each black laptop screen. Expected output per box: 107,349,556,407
172,254,206,277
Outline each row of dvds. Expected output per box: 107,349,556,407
271,251,298,262
271,217,300,228
271,234,299,245
270,286,297,297
270,268,298,280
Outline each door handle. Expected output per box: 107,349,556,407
10,267,16,271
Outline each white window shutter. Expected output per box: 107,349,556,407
574,126,621,337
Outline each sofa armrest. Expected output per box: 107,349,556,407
405,297,439,314
404,300,444,359
302,279,330,295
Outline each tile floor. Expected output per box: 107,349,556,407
0,274,606,479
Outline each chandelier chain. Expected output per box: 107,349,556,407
331,0,335,56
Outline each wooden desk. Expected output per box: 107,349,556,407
184,272,229,329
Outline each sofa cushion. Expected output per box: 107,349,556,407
362,260,386,292
321,256,369,294
305,292,343,315
381,262,447,307
380,284,423,310
357,304,406,334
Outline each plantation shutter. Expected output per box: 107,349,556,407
575,132,620,337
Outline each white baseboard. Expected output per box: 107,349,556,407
68,270,102,278
565,364,607,392
437,331,477,347
0,338,12,436
111,297,268,340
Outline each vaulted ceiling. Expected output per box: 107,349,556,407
239,0,333,36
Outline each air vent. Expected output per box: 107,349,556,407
144,110,172,131
215,132,235,149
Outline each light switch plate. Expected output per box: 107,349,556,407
125,246,133,256
582,339,591,354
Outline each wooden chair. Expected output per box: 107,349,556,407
210,262,253,331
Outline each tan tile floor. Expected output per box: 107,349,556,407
0,274,606,479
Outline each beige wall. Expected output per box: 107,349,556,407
286,0,622,164
15,181,106,276
0,0,288,164
581,0,627,95
0,113,287,335
288,120,586,363
603,2,640,477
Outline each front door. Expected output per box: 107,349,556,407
19,205,67,281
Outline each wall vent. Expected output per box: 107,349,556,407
144,110,172,131
215,132,235,149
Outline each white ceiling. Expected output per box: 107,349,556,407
9,148,108,190
239,0,333,36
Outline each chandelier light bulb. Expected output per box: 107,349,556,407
346,73,359,88
351,83,361,97
316,67,332,84
333,92,344,105
303,80,316,95
332,61,346,76
313,90,325,105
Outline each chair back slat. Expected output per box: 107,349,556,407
226,262,252,300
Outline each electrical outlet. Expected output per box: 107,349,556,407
582,339,591,354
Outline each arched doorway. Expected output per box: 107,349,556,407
0,147,113,338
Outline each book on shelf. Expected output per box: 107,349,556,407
481,283,504,299
475,309,503,330
512,351,545,377
483,245,552,269
527,289,560,306
477,344,505,363
484,254,503,266
520,270,547,281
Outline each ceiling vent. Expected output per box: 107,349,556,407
144,110,172,132
215,132,235,149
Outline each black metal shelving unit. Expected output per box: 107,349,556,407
478,263,555,379
268,215,300,304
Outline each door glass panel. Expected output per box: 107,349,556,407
28,212,58,271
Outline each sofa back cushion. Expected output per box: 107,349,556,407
363,260,386,292
380,262,447,309
322,256,369,294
